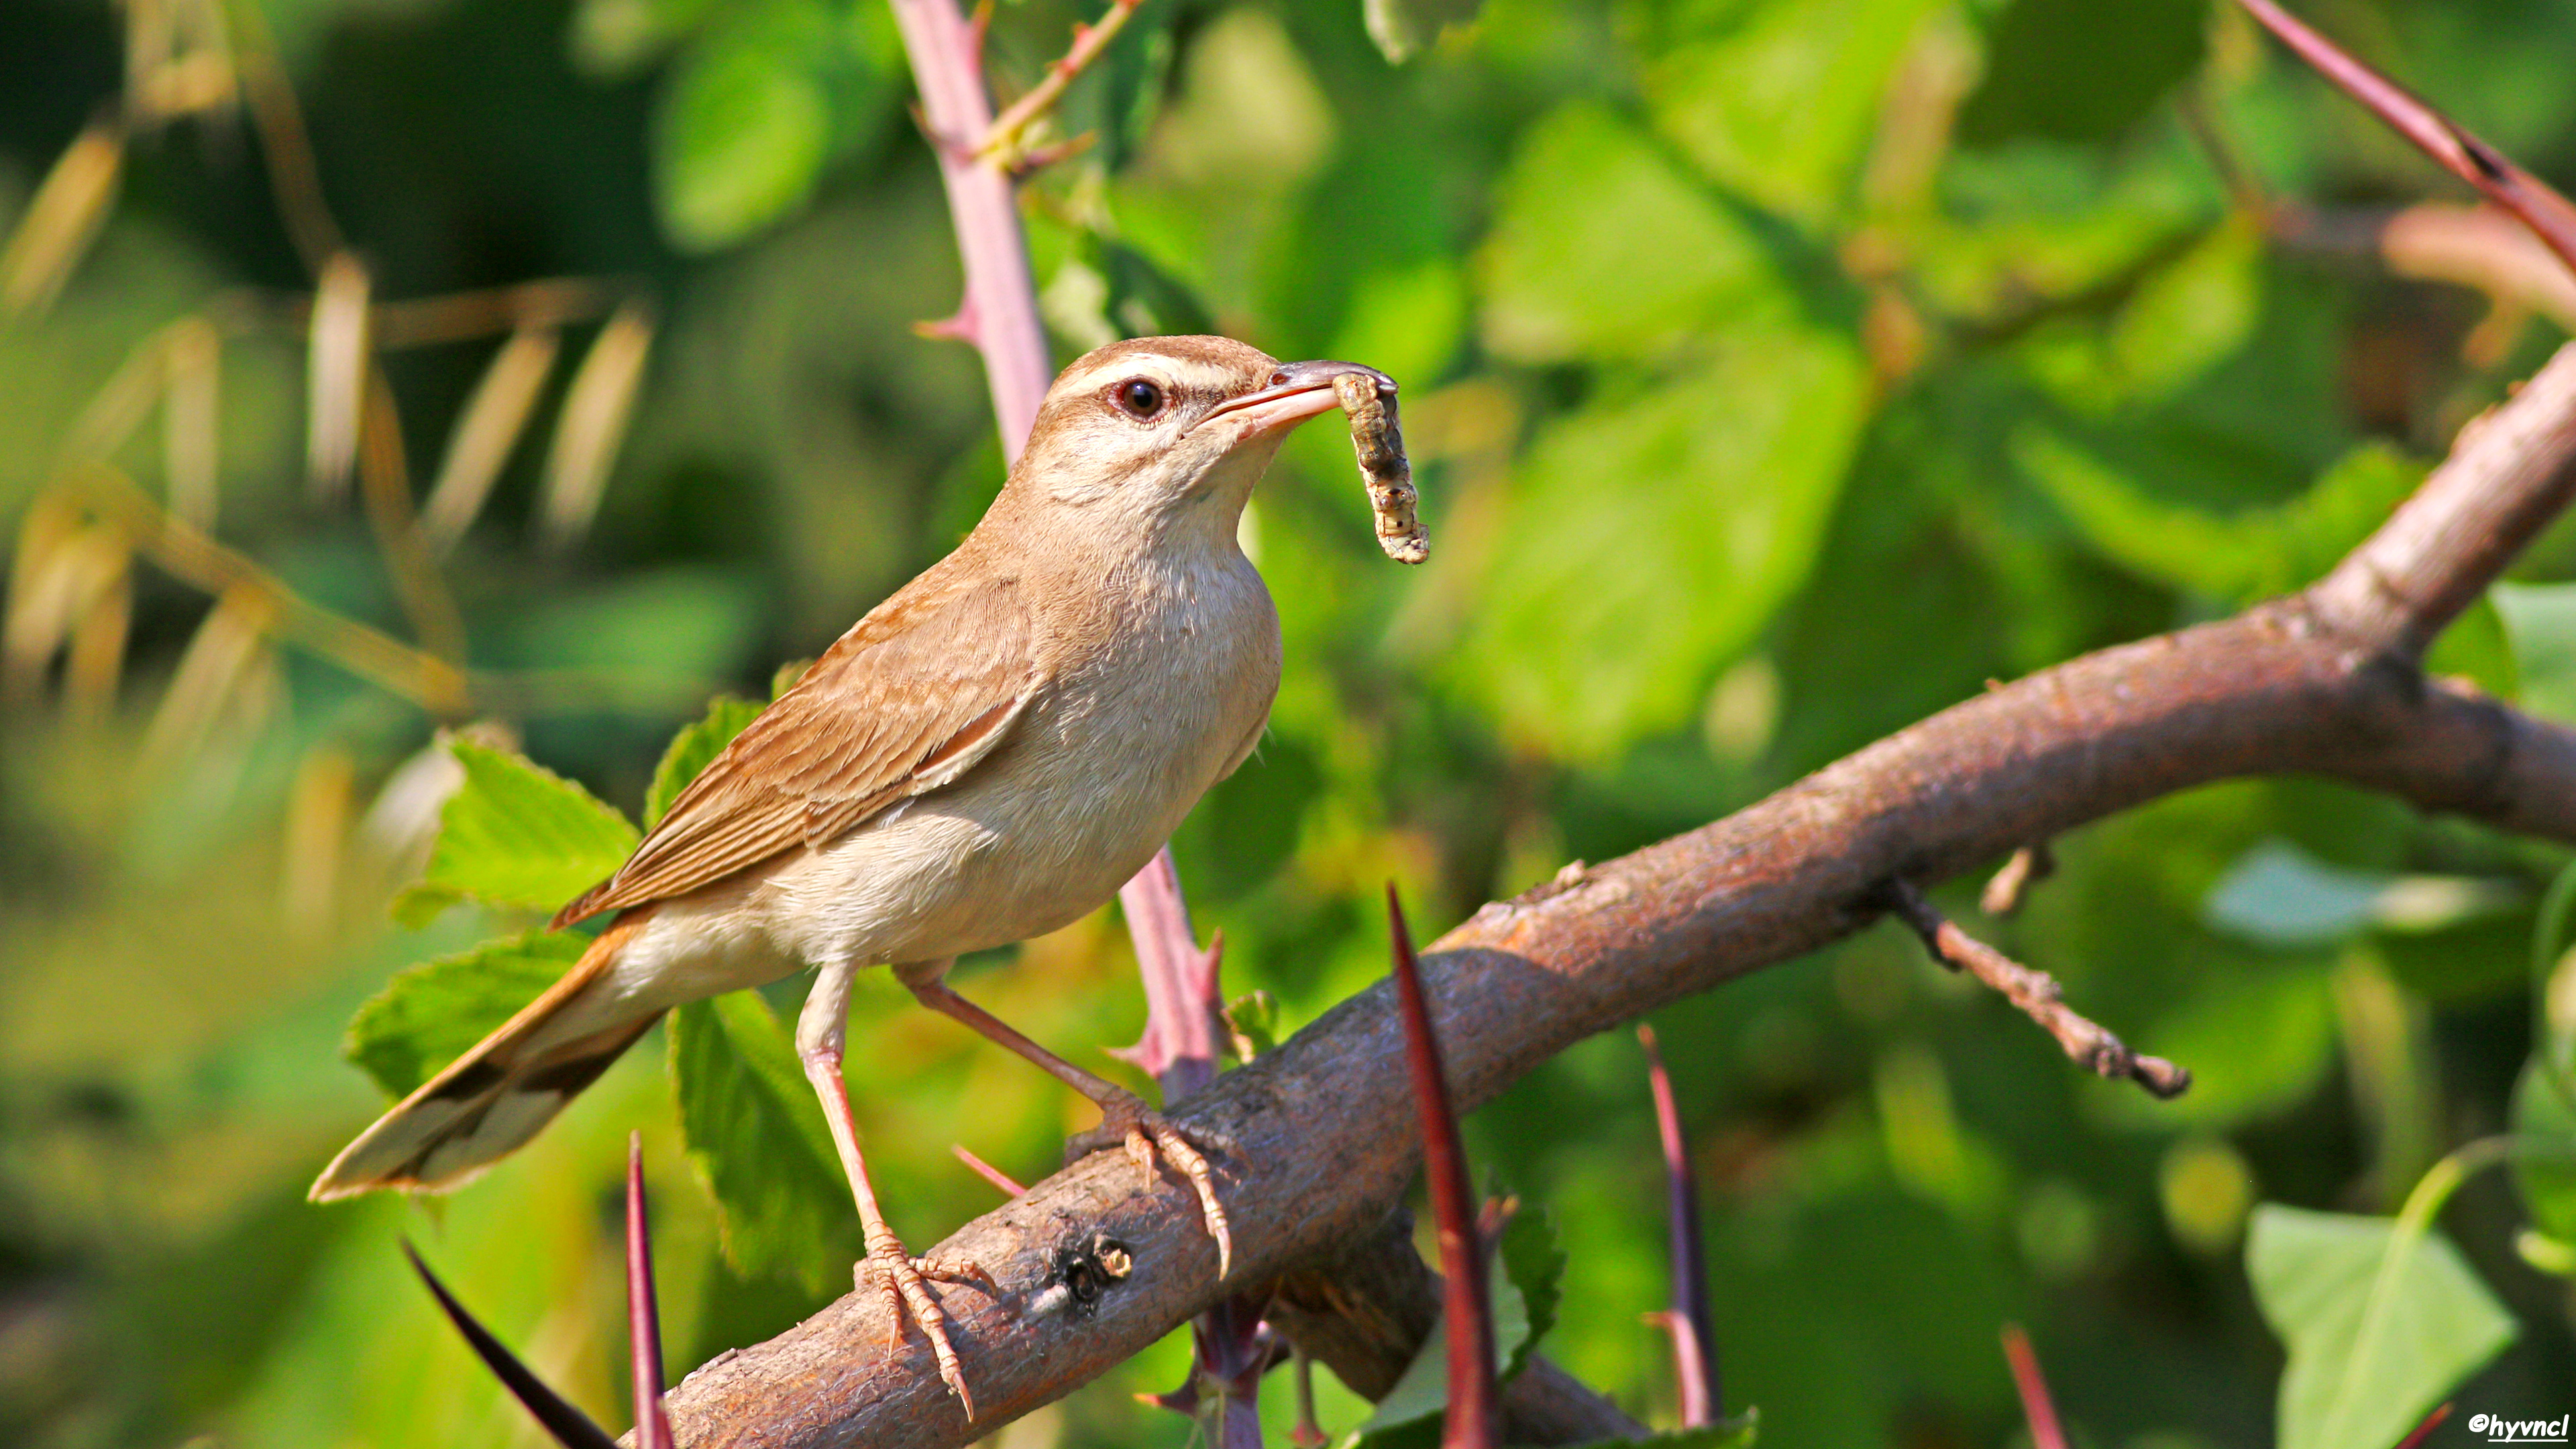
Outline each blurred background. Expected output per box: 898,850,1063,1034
4,0,2576,1444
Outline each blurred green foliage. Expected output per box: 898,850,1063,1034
7,0,2576,1445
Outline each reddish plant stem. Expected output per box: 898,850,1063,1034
1999,1325,2068,1449
627,1136,674,1449
1389,887,1499,1449
883,0,1051,459
1637,1025,1718,1427
2394,1403,2453,1449
2235,0,2576,280
952,1142,1031,1197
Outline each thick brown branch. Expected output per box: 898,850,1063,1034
1884,879,2189,1099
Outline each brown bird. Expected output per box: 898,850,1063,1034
311,336,1395,1413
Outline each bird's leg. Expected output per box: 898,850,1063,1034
797,959,989,1416
894,959,1235,1277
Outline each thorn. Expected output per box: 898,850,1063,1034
1388,883,1499,1449
404,1240,620,1449
627,1135,674,1449
914,305,977,343
1640,1024,1719,1426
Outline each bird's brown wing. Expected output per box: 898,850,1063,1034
551,572,1036,928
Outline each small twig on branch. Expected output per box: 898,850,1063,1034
1884,879,2190,1100
1979,843,2055,918
979,0,1144,165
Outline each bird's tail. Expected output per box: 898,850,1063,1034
309,912,658,1201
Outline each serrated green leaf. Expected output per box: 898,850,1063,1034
2247,1203,2517,1449
1497,1205,1564,1382
1477,102,1786,365
655,41,830,252
397,740,640,927
669,991,859,1292
343,932,590,1099
1461,322,1867,761
645,694,765,828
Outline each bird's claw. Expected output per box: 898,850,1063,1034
1068,1089,1235,1279
855,1233,987,1418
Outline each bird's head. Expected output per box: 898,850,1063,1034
1003,335,1390,546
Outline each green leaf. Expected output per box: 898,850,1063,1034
2104,219,2263,403
645,694,765,829
655,40,830,252
2246,1203,2517,1449
1462,322,1868,761
1224,990,1281,1061
1566,1417,1758,1449
2114,964,2336,1128
343,932,590,1099
1636,0,1945,220
570,0,719,78
1476,102,1787,365
1957,0,2205,146
2512,1062,2576,1246
1360,0,1479,64
2204,841,2519,947
394,740,641,928
669,991,859,1291
2494,581,2576,722
1497,1205,1564,1383
1348,1210,1554,1448
2017,433,2424,604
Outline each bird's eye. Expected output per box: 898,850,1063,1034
1114,378,1165,419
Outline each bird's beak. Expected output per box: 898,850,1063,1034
1198,360,1396,437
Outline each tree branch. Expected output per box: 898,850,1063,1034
653,314,2576,1443
2311,337,2576,654
1884,880,2189,1099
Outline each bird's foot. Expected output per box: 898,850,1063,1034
854,1230,994,1418
1067,1089,1236,1278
